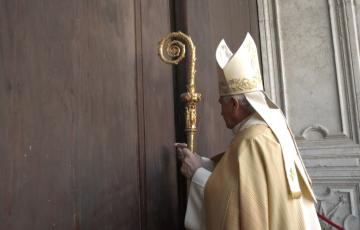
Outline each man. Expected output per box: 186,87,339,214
175,33,321,230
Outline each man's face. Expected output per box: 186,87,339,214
218,96,236,129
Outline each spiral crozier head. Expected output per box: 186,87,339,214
158,31,191,65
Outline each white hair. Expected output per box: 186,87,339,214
222,94,253,111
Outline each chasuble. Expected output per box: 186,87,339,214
185,115,321,230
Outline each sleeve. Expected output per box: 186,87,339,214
200,157,215,171
184,167,212,230
238,138,269,230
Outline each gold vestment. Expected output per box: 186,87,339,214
204,124,320,230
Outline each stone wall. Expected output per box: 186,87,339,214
257,0,360,229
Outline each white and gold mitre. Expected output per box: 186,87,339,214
215,33,263,96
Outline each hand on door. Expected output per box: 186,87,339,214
174,143,202,179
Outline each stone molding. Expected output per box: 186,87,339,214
257,0,360,228
257,0,360,155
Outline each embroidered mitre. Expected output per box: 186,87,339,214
215,33,263,96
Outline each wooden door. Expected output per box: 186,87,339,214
0,0,178,229
0,0,260,229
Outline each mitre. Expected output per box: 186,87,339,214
215,33,263,96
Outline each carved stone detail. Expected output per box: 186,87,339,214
300,125,330,140
256,0,287,112
257,0,360,227
326,0,360,146
314,183,360,229
257,0,360,154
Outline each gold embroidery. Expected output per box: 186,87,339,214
219,75,261,94
291,191,302,199
289,168,296,181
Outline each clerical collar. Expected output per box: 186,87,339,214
232,114,253,135
231,113,266,135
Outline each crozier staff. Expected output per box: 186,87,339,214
176,33,321,230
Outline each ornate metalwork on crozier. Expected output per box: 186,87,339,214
158,31,201,153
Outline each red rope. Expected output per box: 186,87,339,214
317,212,345,230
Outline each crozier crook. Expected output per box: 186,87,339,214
158,31,201,153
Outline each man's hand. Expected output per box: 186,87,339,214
174,143,202,179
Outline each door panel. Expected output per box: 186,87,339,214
140,0,179,229
0,0,176,229
0,0,141,229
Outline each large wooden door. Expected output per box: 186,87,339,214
0,0,178,229
0,0,260,229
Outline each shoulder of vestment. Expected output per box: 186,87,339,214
228,124,278,155
234,124,271,142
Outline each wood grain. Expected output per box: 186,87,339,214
0,0,176,229
140,0,180,229
0,0,259,228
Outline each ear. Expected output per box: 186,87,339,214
231,97,240,111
